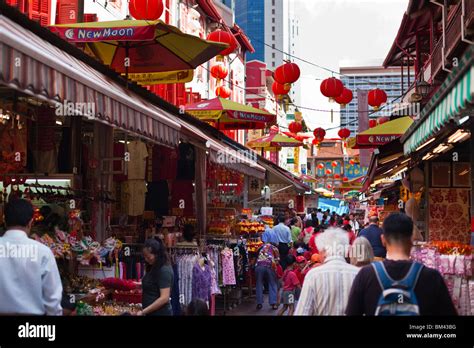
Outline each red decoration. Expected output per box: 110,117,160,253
313,127,326,142
207,30,238,56
288,121,302,134
327,184,332,189
338,128,351,139
129,0,164,20
326,169,332,175
368,88,387,110
377,117,389,125
272,81,290,97
349,159,356,165
334,174,341,179
320,77,344,100
312,139,321,146
343,177,349,182
331,161,338,167
317,163,325,170
274,62,300,87
369,119,377,128
210,63,228,80
270,125,279,133
216,86,231,98
334,88,353,106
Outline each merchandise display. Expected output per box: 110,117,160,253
236,220,264,235
259,216,274,228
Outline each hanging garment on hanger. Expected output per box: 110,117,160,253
145,180,169,216
176,143,195,180
170,263,182,316
126,140,148,180
221,248,236,286
121,180,147,217
152,145,178,181
192,262,211,302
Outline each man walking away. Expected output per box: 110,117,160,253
272,215,292,269
346,212,456,316
0,199,63,315
358,216,386,258
295,228,360,315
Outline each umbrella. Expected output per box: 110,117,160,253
299,174,318,183
282,132,312,141
247,130,303,150
185,98,276,130
50,20,228,84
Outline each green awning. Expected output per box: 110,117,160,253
403,49,474,155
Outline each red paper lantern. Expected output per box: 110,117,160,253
129,0,164,20
338,128,351,139
368,88,387,110
313,127,326,141
349,159,356,165
320,77,344,100
334,88,353,106
331,161,338,167
326,169,332,175
377,117,389,125
288,121,302,134
334,174,341,179
317,163,325,170
272,81,290,96
207,30,238,56
210,63,228,80
274,62,300,87
343,177,349,182
216,86,231,98
327,184,332,189
369,119,377,128
312,139,321,146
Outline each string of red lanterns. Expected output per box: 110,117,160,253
368,88,388,110
129,0,164,20
288,121,302,134
274,62,301,89
207,29,238,57
216,86,231,98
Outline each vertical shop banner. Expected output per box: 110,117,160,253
269,150,278,164
428,188,470,244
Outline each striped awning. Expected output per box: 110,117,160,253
0,15,180,147
403,48,474,155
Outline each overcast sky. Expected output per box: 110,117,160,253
293,0,407,135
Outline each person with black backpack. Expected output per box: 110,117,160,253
345,212,457,316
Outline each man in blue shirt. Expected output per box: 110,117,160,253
358,216,386,258
272,215,292,268
262,225,278,246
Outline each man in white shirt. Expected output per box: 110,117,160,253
295,227,360,315
349,213,360,234
316,209,323,224
0,199,63,315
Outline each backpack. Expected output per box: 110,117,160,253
372,261,424,316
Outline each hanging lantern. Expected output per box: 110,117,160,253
368,88,387,110
312,139,321,146
334,88,353,107
216,86,231,98
288,121,302,134
334,174,341,179
377,117,389,125
210,63,228,80
369,119,377,128
343,177,349,182
338,128,351,140
317,163,325,170
207,30,238,56
272,81,290,98
327,184,332,189
349,159,356,165
326,169,332,175
331,161,338,168
274,62,301,88
129,0,164,20
313,127,326,142
320,77,344,101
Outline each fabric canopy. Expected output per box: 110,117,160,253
403,47,474,155
247,132,303,149
348,116,414,149
185,98,275,130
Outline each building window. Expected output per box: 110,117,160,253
272,9,275,14
272,52,275,58
272,62,275,67
272,0,275,5
272,35,275,41
272,18,275,23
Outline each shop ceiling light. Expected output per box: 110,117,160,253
458,116,470,125
422,153,434,161
400,158,410,165
432,143,451,154
459,169,469,176
448,130,471,144
379,152,404,165
416,138,435,151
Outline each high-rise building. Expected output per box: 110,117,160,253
236,0,300,104
339,63,414,136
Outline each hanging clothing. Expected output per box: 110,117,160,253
170,180,194,216
126,140,148,180
121,180,147,216
170,263,182,316
152,145,178,181
176,143,195,180
113,142,127,182
192,262,212,302
145,180,170,216
221,248,236,286
176,254,198,306
209,263,221,295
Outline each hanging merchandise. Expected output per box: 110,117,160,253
334,87,353,107
368,88,388,110
273,62,301,89
320,77,344,101
176,143,195,180
145,180,169,216
192,259,212,303
126,140,148,180
129,0,164,20
121,180,147,217
151,145,178,181
221,246,236,286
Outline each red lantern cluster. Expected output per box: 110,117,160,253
129,0,164,20
210,63,228,80
216,86,231,99
317,163,325,170
326,169,332,175
331,161,338,168
368,88,387,110
274,62,300,88
338,128,351,140
272,82,290,97
313,127,326,142
207,30,238,56
334,88,353,107
320,77,344,101
369,119,377,128
288,121,302,134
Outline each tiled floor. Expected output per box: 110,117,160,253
216,295,281,316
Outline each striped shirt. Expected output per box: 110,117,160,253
294,256,360,316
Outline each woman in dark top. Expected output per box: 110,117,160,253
138,239,174,316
